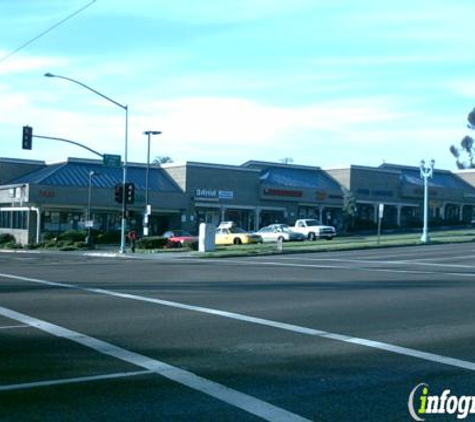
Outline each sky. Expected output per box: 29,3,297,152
1,0,475,171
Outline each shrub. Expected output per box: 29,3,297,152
42,231,55,241
3,242,21,249
165,240,181,249
182,239,199,251
58,230,87,242
96,231,121,244
44,240,60,249
25,243,41,250
0,233,15,245
74,241,90,250
59,245,79,252
354,219,377,231
136,236,168,250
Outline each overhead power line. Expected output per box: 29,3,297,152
0,0,97,65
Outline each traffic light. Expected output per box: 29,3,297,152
125,182,135,204
114,184,123,204
22,126,33,150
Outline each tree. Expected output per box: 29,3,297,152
450,108,475,169
468,107,475,129
341,187,357,232
152,156,174,164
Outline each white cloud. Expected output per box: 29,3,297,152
0,51,68,75
447,79,475,99
138,96,406,146
1,92,461,170
98,0,317,23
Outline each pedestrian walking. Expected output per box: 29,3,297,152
127,229,137,253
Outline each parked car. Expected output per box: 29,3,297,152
291,219,336,240
256,224,306,242
162,230,197,246
215,226,262,245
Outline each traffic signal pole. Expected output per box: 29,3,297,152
22,127,104,158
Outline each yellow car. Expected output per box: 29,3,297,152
215,227,262,245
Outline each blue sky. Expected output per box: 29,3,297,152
1,0,475,170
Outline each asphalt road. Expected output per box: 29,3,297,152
1,243,475,421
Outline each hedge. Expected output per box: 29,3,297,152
58,230,87,242
136,236,169,249
0,233,15,245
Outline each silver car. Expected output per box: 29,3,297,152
256,224,306,242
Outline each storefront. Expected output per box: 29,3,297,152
0,157,187,244
246,161,344,229
328,164,475,228
3,156,475,245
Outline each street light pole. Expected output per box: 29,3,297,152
143,130,161,236
420,159,435,244
45,72,129,253
86,170,99,245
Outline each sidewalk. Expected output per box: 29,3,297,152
0,245,199,260
84,244,198,260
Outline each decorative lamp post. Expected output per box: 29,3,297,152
143,130,161,236
86,170,99,245
420,159,435,244
45,72,129,253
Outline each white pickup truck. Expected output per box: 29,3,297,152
291,219,336,241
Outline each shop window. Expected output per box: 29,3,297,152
0,211,27,229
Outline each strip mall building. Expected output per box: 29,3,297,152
1,156,475,245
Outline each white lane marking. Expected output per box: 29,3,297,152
0,370,152,391
189,258,475,278
409,255,475,263
0,305,310,422
273,257,475,270
270,245,475,262
0,324,29,330
188,259,475,278
340,249,474,261
2,273,475,373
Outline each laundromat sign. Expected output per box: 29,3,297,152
263,188,303,198
195,189,234,200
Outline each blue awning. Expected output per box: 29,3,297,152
11,161,181,192
260,167,341,191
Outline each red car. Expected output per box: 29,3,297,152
162,230,198,247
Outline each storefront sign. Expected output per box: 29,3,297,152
40,190,55,198
196,189,217,198
263,188,302,198
195,189,234,200
218,190,234,200
316,191,327,201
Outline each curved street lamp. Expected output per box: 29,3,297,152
45,72,129,253
86,170,100,245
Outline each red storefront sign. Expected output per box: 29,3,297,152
263,188,303,198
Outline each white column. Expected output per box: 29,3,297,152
255,207,261,230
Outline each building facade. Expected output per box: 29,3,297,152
1,157,475,245
327,164,475,228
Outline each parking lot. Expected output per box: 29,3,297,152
1,243,475,421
